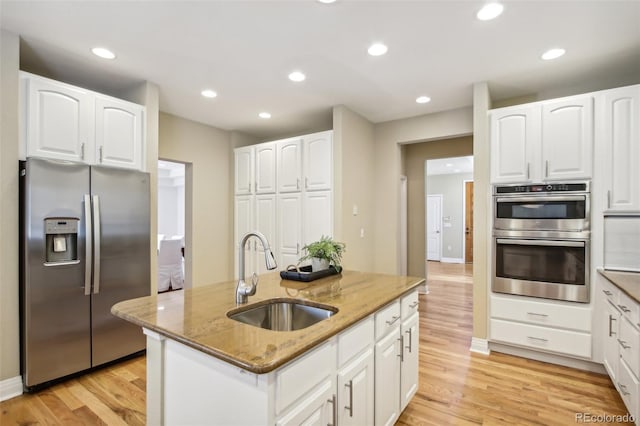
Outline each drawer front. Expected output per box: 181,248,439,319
338,315,374,367
617,358,639,423
401,290,419,319
491,295,591,332
618,291,640,328
600,275,621,307
276,340,336,414
375,301,401,340
490,318,592,358
619,316,640,378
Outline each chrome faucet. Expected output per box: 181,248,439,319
236,231,277,304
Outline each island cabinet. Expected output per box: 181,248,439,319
490,94,594,184
596,272,640,425
21,71,145,171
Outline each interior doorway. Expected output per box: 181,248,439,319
426,195,442,261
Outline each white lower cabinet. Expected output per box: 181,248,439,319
603,299,620,380
375,327,401,426
400,312,419,410
276,378,335,426
338,347,374,426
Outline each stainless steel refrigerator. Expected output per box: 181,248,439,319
20,157,150,389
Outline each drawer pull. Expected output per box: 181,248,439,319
603,290,613,296
527,336,548,343
617,305,631,313
617,339,631,350
386,315,400,325
609,315,617,337
344,380,353,417
405,328,413,353
527,312,549,318
409,301,419,309
398,335,404,362
327,394,337,426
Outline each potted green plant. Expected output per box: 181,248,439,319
300,236,346,272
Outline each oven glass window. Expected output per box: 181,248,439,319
496,200,585,220
495,242,585,285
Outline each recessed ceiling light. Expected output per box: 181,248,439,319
259,112,271,119
201,89,217,98
416,96,431,104
446,163,453,167
288,71,306,82
476,3,504,21
317,0,337,3
91,47,116,59
367,43,388,56
541,48,566,60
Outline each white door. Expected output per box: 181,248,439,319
234,146,254,195
303,131,332,191
255,142,277,194
277,138,303,193
303,190,332,246
400,313,419,410
26,75,92,163
338,348,374,426
374,330,401,426
255,194,277,275
95,95,143,170
426,195,442,261
234,195,254,279
278,193,302,268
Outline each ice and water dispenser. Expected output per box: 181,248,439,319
44,218,79,265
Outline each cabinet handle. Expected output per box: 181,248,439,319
255,182,257,193
619,384,630,396
527,312,549,318
81,143,85,160
296,178,300,190
305,177,309,189
617,305,631,313
386,315,400,325
607,190,611,209
545,160,549,178
526,162,530,180
398,335,404,362
409,301,419,309
344,380,353,417
98,146,104,163
617,339,631,350
609,315,617,337
249,182,252,193
527,336,548,343
603,290,613,296
405,328,413,353
296,243,300,254
327,394,337,426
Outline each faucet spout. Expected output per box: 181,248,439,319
236,231,277,304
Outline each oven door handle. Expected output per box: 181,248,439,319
496,238,585,247
496,195,585,203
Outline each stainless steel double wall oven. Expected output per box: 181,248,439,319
492,182,590,303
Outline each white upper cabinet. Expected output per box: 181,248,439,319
278,193,303,268
490,94,594,183
277,138,303,193
255,142,277,194
25,74,93,163
602,85,640,211
235,146,254,195
541,96,593,181
490,106,539,183
95,95,143,170
303,191,333,246
255,194,277,274
22,72,145,170
303,131,332,191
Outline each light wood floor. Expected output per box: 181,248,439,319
1,262,632,425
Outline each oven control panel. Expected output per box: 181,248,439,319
494,182,588,194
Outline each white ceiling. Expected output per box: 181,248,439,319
2,1,639,140
426,156,473,176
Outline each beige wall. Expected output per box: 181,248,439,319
332,106,375,272
403,137,473,277
159,112,234,286
373,107,473,275
0,31,20,382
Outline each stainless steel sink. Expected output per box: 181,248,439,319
228,299,337,331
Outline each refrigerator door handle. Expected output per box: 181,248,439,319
84,194,93,296
92,195,101,294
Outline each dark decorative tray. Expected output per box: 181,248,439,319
280,265,341,282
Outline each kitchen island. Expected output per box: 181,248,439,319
112,270,424,425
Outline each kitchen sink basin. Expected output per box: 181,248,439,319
228,299,337,331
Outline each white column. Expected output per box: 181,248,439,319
144,328,165,426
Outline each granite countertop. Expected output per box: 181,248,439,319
599,269,640,303
112,270,424,374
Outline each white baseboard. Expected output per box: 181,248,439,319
470,337,490,355
0,376,23,401
440,257,464,264
489,342,606,374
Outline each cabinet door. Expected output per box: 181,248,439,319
255,142,277,194
278,194,302,268
235,146,254,195
26,75,93,163
255,194,277,275
542,96,594,180
338,348,374,426
95,95,143,170
603,300,620,381
375,327,401,426
400,313,419,411
303,191,333,246
234,195,254,279
603,86,640,211
276,379,335,426
277,138,303,193
303,131,332,191
490,106,539,183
